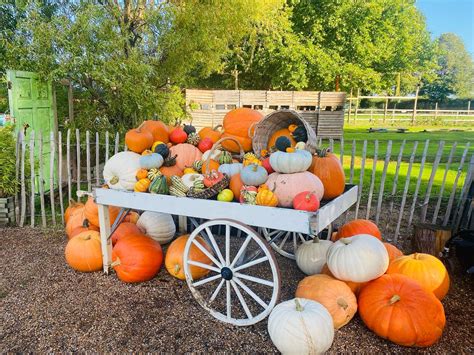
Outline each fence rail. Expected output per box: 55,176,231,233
13,129,474,247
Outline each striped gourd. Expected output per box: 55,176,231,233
170,175,189,193
193,179,205,192
169,186,187,197
192,160,203,173
147,168,161,181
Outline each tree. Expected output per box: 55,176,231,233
422,33,474,101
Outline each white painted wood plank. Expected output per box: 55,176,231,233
375,140,392,224
432,142,457,224
114,132,119,154
420,141,445,222
98,204,112,274
38,132,46,227
58,131,64,224
49,131,56,225
388,140,406,215
29,131,35,227
19,132,26,227
95,132,100,186
66,129,72,202
394,141,419,242
355,140,367,219
86,130,91,192
105,131,109,162
76,129,81,194
408,140,430,227
365,140,379,219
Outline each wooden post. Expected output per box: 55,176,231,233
408,140,430,227
383,98,388,123
38,132,46,227
434,102,438,122
355,140,367,219
97,203,112,274
95,132,100,187
412,224,451,257
347,88,353,123
421,141,445,222
15,131,21,224
49,131,56,225
86,130,91,192
375,140,392,225
411,85,419,125
366,140,378,219
68,82,74,122
19,132,26,227
432,143,457,224
66,129,72,202
354,88,360,124
29,131,35,227
58,131,64,224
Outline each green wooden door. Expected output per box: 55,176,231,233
7,70,56,190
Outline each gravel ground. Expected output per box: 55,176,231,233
1,226,473,353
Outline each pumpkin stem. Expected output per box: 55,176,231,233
316,147,330,157
82,219,90,228
110,258,121,268
340,237,352,245
136,122,146,132
294,298,304,312
337,298,349,310
110,176,119,185
305,192,313,201
312,236,320,243
389,294,401,305
174,264,181,275
413,253,419,260
213,124,223,132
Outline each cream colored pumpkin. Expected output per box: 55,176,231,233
266,172,324,207
327,234,389,283
103,151,141,190
295,237,333,275
268,298,334,355
269,150,312,174
136,211,176,244
181,173,204,189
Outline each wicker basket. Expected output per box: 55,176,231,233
251,109,318,154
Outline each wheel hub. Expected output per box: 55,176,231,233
220,267,233,280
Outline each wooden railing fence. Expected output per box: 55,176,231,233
13,130,474,245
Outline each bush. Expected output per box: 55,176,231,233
0,125,19,197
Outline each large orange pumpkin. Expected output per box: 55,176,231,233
112,234,163,283
310,148,345,200
125,123,154,153
169,143,203,170
111,222,143,246
384,242,403,263
295,274,357,329
333,219,382,241
65,230,103,272
267,128,296,150
141,120,169,143
386,253,450,300
84,197,120,228
159,164,183,184
69,218,100,240
229,173,244,200
64,200,84,224
198,125,222,144
221,108,263,152
321,264,367,296
358,274,445,347
165,234,212,280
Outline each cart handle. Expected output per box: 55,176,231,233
204,136,245,173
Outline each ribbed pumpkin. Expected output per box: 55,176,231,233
358,274,445,347
333,219,382,241
387,253,450,300
198,125,222,143
295,274,357,329
295,237,332,275
125,123,154,153
65,230,102,272
103,151,142,190
134,178,151,192
111,222,143,246
64,200,84,224
267,128,296,150
165,234,212,280
169,143,203,170
141,120,169,143
65,209,86,238
112,234,163,283
135,168,149,180
84,197,120,227
256,185,278,207
309,148,345,200
321,264,367,296
384,242,404,263
230,173,244,200
221,108,263,152
68,218,100,240
136,211,176,244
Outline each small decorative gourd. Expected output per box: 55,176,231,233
134,178,151,192
135,168,149,180
255,185,278,207
218,151,233,164
148,174,169,195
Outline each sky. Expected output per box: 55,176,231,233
416,0,474,55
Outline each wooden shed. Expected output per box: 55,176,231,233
185,89,346,138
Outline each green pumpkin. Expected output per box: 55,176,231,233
154,143,170,158
291,125,308,143
148,174,169,195
219,151,233,164
275,136,291,152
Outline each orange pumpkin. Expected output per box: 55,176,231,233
333,219,382,241
84,196,120,227
136,168,149,180
358,274,445,347
386,253,450,300
64,200,84,224
141,120,169,143
65,210,86,239
201,159,220,174
112,234,163,283
111,222,143,246
221,108,263,152
267,128,296,150
295,274,357,329
169,143,203,170
69,218,100,240
165,234,212,280
198,125,222,144
230,173,244,200
125,123,154,153
310,148,345,200
159,165,183,184
384,242,403,263
321,264,367,296
65,230,103,272
123,211,140,224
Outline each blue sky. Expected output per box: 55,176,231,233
416,0,474,55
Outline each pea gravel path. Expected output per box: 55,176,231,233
1,227,473,353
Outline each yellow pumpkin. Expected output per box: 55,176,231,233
256,187,278,207
183,167,198,174
134,178,151,192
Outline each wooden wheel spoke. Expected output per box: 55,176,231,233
225,224,230,265
209,279,225,304
187,260,221,273
234,272,274,287
292,232,298,252
278,231,291,248
192,273,222,287
232,256,268,272
192,239,222,268
205,226,225,265
226,280,231,320
230,235,252,268
298,233,307,244
230,280,253,320
233,277,268,309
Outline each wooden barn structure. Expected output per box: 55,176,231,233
185,89,346,139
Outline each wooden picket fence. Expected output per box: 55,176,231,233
13,129,474,245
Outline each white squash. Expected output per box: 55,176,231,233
181,173,204,189
268,298,334,355
327,234,389,283
218,163,242,177
202,148,222,162
295,237,333,275
137,211,176,244
103,151,141,190
269,149,312,174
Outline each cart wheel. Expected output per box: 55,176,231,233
183,219,281,326
259,227,314,260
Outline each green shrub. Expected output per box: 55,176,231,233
0,125,19,197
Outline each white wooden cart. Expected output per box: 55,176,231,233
94,185,358,326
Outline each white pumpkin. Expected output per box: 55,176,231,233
103,151,141,190
268,298,334,355
137,211,176,244
327,234,389,283
270,149,312,174
218,163,242,177
202,148,222,162
295,237,333,275
181,173,204,189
